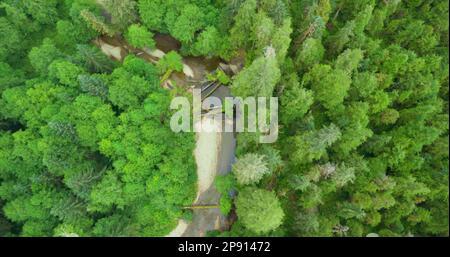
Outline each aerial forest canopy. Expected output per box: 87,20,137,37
0,0,448,237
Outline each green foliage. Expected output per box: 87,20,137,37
207,70,231,85
182,209,194,222
54,0,99,49
0,2,198,235
231,51,281,98
88,171,125,212
295,38,325,71
293,124,342,165
235,187,284,234
0,17,22,62
48,60,85,88
303,64,351,110
22,0,59,25
230,0,257,49
280,74,314,125
74,44,115,73
232,153,270,185
157,51,183,74
334,49,364,75
102,0,137,31
192,26,222,57
330,102,373,156
272,18,293,63
0,62,24,93
126,24,155,49
108,55,159,110
0,0,448,238
28,38,62,75
138,0,166,31
137,0,230,58
219,195,232,216
169,4,205,44
80,9,116,37
78,74,109,100
215,174,236,195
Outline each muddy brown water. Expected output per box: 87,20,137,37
154,33,181,52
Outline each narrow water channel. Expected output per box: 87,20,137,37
95,33,237,236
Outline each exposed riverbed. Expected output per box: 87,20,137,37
95,34,237,237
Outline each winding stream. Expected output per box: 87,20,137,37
95,34,237,237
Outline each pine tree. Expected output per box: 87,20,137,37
80,10,116,37
232,153,270,185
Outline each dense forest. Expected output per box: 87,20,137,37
0,0,448,237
